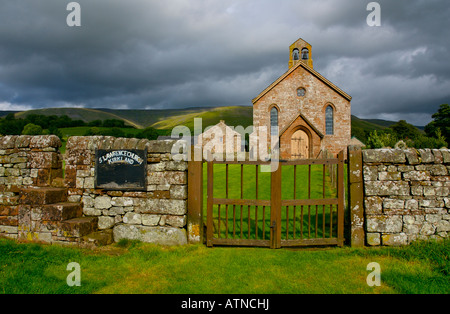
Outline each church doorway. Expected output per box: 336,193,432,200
291,129,309,159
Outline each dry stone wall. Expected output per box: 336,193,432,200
363,148,450,246
65,136,188,245
0,135,64,240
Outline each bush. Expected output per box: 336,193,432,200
410,134,447,149
22,123,43,135
366,130,398,148
136,127,159,140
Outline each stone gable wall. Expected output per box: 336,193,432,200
64,136,188,245
362,148,450,246
252,65,351,158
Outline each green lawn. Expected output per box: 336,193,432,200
0,238,448,294
203,163,345,241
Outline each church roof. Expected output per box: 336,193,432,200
252,60,352,104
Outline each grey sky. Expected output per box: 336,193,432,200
0,0,449,125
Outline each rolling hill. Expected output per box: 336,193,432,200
13,107,143,129
2,106,404,139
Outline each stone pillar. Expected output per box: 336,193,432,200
347,145,365,247
187,145,203,244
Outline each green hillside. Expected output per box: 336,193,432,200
15,107,143,129
150,106,253,131
8,106,403,138
351,115,389,132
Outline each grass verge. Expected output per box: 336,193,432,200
0,238,448,294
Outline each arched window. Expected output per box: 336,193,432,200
270,107,278,136
301,48,309,60
325,105,334,135
292,49,300,61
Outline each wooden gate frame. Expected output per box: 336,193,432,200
200,151,345,249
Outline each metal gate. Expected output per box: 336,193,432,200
205,151,345,248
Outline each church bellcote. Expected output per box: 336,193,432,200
289,38,313,69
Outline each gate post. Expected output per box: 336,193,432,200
187,147,203,244
337,151,345,247
270,162,282,249
347,146,365,247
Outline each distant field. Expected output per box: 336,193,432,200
5,106,418,143
59,127,142,137
150,106,253,131
15,107,143,129
13,106,254,131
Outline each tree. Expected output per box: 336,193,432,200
390,120,421,140
425,104,450,143
137,127,159,140
366,130,397,149
22,123,43,135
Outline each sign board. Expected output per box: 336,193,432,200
95,149,147,191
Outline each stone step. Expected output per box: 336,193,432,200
82,229,114,247
19,187,67,205
59,217,98,238
41,202,83,221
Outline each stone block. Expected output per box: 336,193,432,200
142,214,160,226
94,196,112,209
417,149,434,163
382,233,408,246
0,136,18,149
437,220,450,232
404,149,420,165
66,149,92,166
58,217,98,238
378,171,401,181
365,196,382,215
146,140,177,153
15,136,32,148
164,215,186,228
170,185,187,200
29,135,61,149
83,177,95,189
367,215,403,233
27,152,60,169
403,171,430,181
19,187,67,205
147,171,187,185
137,199,186,215
113,224,187,245
441,149,450,163
108,206,125,216
98,216,115,230
432,150,443,164
383,199,405,210
366,233,381,246
111,197,134,207
66,136,90,151
405,199,419,210
363,149,406,163
365,181,410,196
363,166,378,181
123,212,142,225
41,203,82,221
419,222,436,236
430,165,448,176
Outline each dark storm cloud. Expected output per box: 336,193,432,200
0,0,449,125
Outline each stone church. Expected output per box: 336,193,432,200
252,38,352,159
